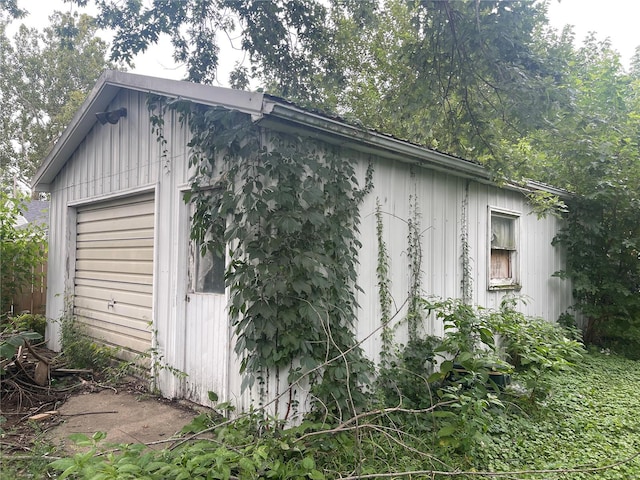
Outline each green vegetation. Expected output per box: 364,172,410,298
42,351,639,479
471,352,640,479
59,313,114,372
0,193,47,315
0,426,60,479
1,11,116,188
154,101,375,418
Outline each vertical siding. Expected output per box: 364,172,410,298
354,155,575,369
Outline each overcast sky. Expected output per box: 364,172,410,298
11,0,640,84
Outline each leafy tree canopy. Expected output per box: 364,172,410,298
71,0,573,161
0,11,117,189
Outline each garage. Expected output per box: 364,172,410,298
73,193,155,356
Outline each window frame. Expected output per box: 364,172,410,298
190,239,226,295
487,207,521,291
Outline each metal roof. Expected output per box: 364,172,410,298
32,70,567,197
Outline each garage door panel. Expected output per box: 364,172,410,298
76,246,154,261
75,259,153,276
74,295,153,322
74,307,151,338
74,194,155,357
81,324,152,354
75,277,153,294
75,270,152,287
77,238,153,249
75,284,153,308
78,200,154,222
77,215,154,234
78,229,153,243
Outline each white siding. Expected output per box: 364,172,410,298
45,90,165,351
44,87,574,415
354,155,574,367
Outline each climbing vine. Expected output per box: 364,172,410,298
460,181,473,304
375,199,393,365
406,191,423,342
149,100,373,418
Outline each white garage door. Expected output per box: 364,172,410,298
74,193,155,356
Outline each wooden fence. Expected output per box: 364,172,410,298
10,262,47,316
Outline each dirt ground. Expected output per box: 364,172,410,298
46,389,201,451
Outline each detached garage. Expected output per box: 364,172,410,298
32,71,575,415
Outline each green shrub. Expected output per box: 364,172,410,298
50,414,327,480
488,297,585,400
9,313,47,337
59,314,114,370
377,336,440,409
376,297,586,452
0,193,47,315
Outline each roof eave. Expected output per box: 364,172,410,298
260,100,570,197
260,100,490,178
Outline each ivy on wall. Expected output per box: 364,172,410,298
149,99,373,418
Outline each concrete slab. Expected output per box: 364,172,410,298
48,390,198,451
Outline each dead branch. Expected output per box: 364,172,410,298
336,450,640,479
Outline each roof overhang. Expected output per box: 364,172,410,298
32,70,568,199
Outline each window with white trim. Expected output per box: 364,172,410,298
489,209,520,290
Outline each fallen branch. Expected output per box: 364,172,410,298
336,451,640,479
61,411,118,417
296,401,458,443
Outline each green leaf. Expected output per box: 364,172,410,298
437,424,458,438
5,336,26,347
68,433,92,445
301,456,316,471
19,331,43,340
49,458,75,471
440,360,454,374
0,343,17,359
457,351,473,364
309,469,325,480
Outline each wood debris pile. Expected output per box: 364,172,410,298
1,331,89,429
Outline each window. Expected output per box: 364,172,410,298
489,209,520,290
194,244,225,294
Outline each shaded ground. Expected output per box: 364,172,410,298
1,342,204,459
48,389,200,451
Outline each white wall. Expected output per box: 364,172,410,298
354,155,574,366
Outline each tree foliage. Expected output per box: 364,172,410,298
78,0,569,161
0,0,26,20
533,37,640,349
0,11,116,188
0,192,47,315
